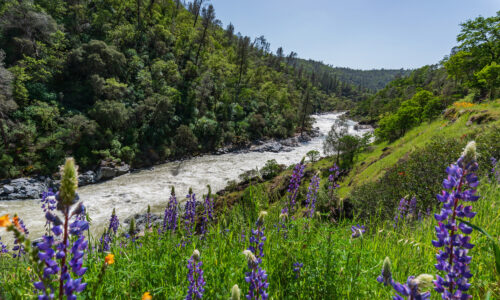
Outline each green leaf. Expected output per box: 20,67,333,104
458,218,500,276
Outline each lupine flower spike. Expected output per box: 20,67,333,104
163,187,178,232
184,188,197,240
32,158,89,300
286,160,305,213
186,249,205,300
249,212,267,260
305,175,320,218
432,141,480,300
243,250,269,300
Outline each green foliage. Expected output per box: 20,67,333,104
0,0,395,178
260,159,283,179
306,150,320,163
375,91,441,142
351,127,500,221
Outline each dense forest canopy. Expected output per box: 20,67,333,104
0,0,398,178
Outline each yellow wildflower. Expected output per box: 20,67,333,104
142,292,152,300
105,253,115,265
0,214,11,227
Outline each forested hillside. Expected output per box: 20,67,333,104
294,58,411,91
0,0,395,179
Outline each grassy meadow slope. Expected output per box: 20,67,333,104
1,99,499,299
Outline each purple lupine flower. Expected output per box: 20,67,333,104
12,216,29,258
328,164,340,190
163,187,178,232
0,236,8,254
394,197,420,228
99,208,119,252
243,250,269,300
432,141,479,300
99,230,111,252
293,262,303,278
391,275,432,300
200,186,214,236
41,189,57,235
248,212,267,260
287,161,305,213
41,189,57,213
33,158,89,299
186,249,205,300
394,197,409,228
305,175,320,218
184,189,197,239
351,224,365,238
108,208,119,235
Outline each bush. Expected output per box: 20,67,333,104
260,159,283,179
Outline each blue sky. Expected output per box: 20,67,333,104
211,0,498,70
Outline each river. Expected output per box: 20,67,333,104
0,113,370,241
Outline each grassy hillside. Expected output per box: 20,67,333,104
339,99,500,198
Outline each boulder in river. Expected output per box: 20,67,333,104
95,161,130,181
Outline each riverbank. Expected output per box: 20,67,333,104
0,124,322,201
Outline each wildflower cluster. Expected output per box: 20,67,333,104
432,141,480,299
328,164,340,190
12,215,29,258
243,250,269,300
163,187,178,232
100,209,120,252
186,249,205,300
305,175,320,218
393,196,417,228
184,189,197,239
34,158,90,299
293,262,303,279
0,237,9,254
249,212,267,260
286,161,305,213
453,102,474,109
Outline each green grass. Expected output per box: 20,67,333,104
0,178,499,299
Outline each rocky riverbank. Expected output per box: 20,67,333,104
0,128,322,201
0,160,130,201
